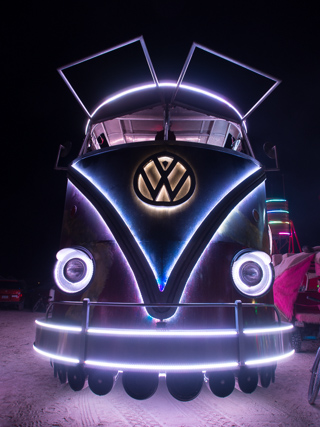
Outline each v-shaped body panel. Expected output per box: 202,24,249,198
71,141,264,318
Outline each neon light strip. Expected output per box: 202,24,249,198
84,359,239,371
90,83,156,118
245,349,294,366
66,183,144,303
266,199,287,203
87,82,245,134
279,232,290,236
158,167,260,289
267,210,289,214
269,221,290,225
33,345,294,370
35,319,82,333
243,324,293,334
87,328,237,337
33,345,80,364
174,83,243,121
72,162,260,292
36,320,292,336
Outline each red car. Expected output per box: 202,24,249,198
0,279,26,310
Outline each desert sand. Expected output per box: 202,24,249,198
1,309,319,427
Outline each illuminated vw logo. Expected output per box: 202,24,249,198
134,152,195,206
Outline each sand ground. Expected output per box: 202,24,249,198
1,309,320,427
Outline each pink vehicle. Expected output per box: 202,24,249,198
273,247,320,352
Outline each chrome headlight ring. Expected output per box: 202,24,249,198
54,247,94,293
231,250,274,297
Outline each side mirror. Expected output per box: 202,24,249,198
54,141,72,170
263,142,279,171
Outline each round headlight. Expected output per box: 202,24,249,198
231,251,274,297
54,248,94,293
64,258,87,283
239,261,263,287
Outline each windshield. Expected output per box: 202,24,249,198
87,104,242,152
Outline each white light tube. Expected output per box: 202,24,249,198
84,360,239,371
245,349,295,366
35,321,293,337
35,319,82,333
87,328,237,337
33,345,80,364
33,345,294,370
243,324,293,335
86,82,245,134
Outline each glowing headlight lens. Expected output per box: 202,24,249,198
239,261,263,286
231,251,273,297
64,258,87,283
54,248,94,293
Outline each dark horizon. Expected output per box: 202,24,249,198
2,2,319,281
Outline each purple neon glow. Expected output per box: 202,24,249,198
245,349,294,366
61,182,145,302
72,163,260,293
178,182,267,309
33,344,80,364
54,247,94,293
232,251,273,297
158,166,261,291
87,327,237,337
90,83,156,118
84,359,239,371
243,324,293,334
35,319,82,333
85,82,246,134
33,342,294,371
35,318,292,336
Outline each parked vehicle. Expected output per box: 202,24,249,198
273,247,320,352
34,37,293,400
0,279,26,310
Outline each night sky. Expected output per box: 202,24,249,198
1,2,319,283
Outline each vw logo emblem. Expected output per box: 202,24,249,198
134,152,195,206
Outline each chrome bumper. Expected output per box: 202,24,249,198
34,299,294,372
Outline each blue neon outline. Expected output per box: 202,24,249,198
72,162,259,292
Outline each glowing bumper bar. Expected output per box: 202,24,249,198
34,320,294,371
35,319,293,335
